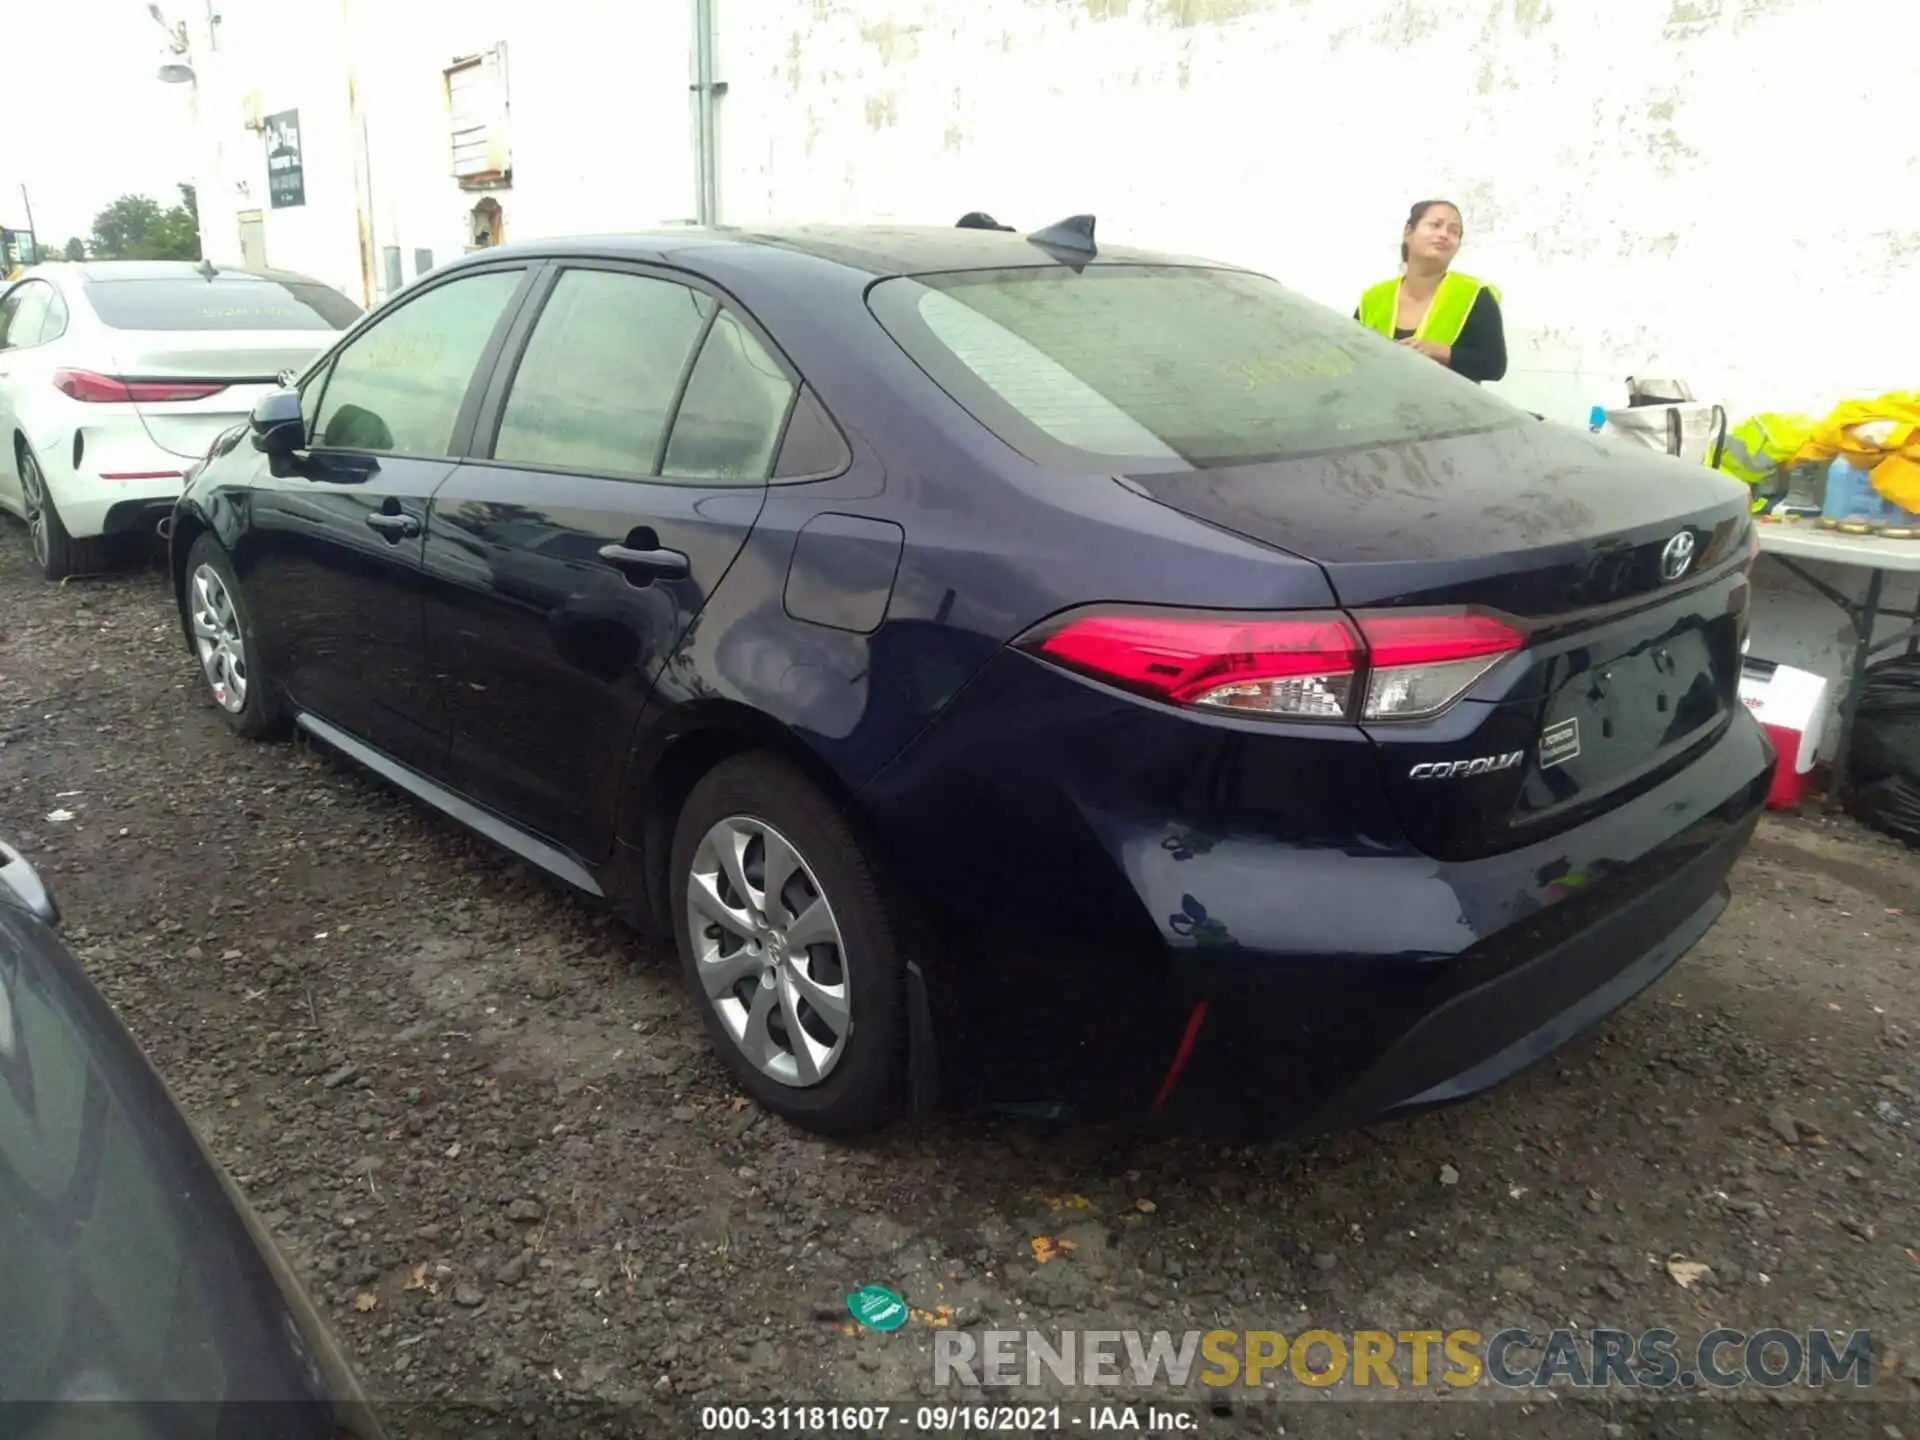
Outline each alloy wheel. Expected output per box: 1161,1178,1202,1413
686,815,851,1087
189,563,249,713
18,453,49,569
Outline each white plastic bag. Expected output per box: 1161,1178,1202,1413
1602,402,1729,467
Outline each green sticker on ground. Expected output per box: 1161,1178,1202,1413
846,1284,908,1332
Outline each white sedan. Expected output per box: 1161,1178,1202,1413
0,260,360,579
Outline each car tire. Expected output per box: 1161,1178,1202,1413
669,753,910,1135
183,533,288,740
18,446,106,582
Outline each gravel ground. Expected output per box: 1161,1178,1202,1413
3,526,1919,1439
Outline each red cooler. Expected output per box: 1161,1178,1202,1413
1738,659,1828,809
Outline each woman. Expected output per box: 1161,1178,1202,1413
1356,199,1507,383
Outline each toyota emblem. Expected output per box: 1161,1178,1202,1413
1659,531,1696,583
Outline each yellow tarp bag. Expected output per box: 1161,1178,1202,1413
1717,411,1816,486
1792,391,1920,511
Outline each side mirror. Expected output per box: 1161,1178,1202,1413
250,387,306,457
0,838,60,927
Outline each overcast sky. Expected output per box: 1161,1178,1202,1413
0,0,198,244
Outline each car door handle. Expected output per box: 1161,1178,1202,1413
365,512,420,539
598,543,689,580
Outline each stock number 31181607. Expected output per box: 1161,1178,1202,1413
698,1404,1069,1432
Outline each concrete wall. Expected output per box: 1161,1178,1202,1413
718,0,1920,428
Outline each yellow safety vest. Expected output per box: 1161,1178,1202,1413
1358,271,1500,346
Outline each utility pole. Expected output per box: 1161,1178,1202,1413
19,186,38,258
342,0,376,307
691,0,724,226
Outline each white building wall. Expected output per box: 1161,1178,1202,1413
350,0,698,303
190,0,696,307
718,0,1920,428
191,0,365,303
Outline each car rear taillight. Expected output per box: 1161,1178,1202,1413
1355,612,1524,720
1018,608,1524,723
54,369,229,404
1026,612,1364,718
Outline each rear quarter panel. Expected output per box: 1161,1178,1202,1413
639,247,1348,791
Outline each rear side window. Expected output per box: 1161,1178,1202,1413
82,277,359,332
39,290,68,345
311,269,522,456
492,269,714,478
661,310,796,483
773,385,852,479
867,266,1521,470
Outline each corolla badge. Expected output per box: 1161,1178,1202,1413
1409,752,1523,780
1660,530,1696,582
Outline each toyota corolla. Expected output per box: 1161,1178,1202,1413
167,217,1774,1137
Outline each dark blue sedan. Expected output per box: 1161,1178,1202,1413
167,217,1774,1137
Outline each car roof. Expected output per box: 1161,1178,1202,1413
435,221,1234,282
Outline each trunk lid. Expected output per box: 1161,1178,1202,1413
1121,420,1755,859
110,331,329,459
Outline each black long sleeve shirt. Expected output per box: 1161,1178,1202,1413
1354,288,1508,384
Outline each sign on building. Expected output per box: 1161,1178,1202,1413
266,109,306,209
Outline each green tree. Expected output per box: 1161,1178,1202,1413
61,237,86,261
148,185,201,261
89,195,162,257
87,184,201,261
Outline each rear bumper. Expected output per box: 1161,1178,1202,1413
101,497,177,536
861,649,1776,1136
46,472,188,541
29,419,191,540
1151,791,1757,1136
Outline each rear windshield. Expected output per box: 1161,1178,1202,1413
867,265,1522,470
82,278,360,332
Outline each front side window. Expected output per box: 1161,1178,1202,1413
492,269,714,477
311,269,522,456
299,364,327,440
868,265,1523,470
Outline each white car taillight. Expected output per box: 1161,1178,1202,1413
54,369,229,404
